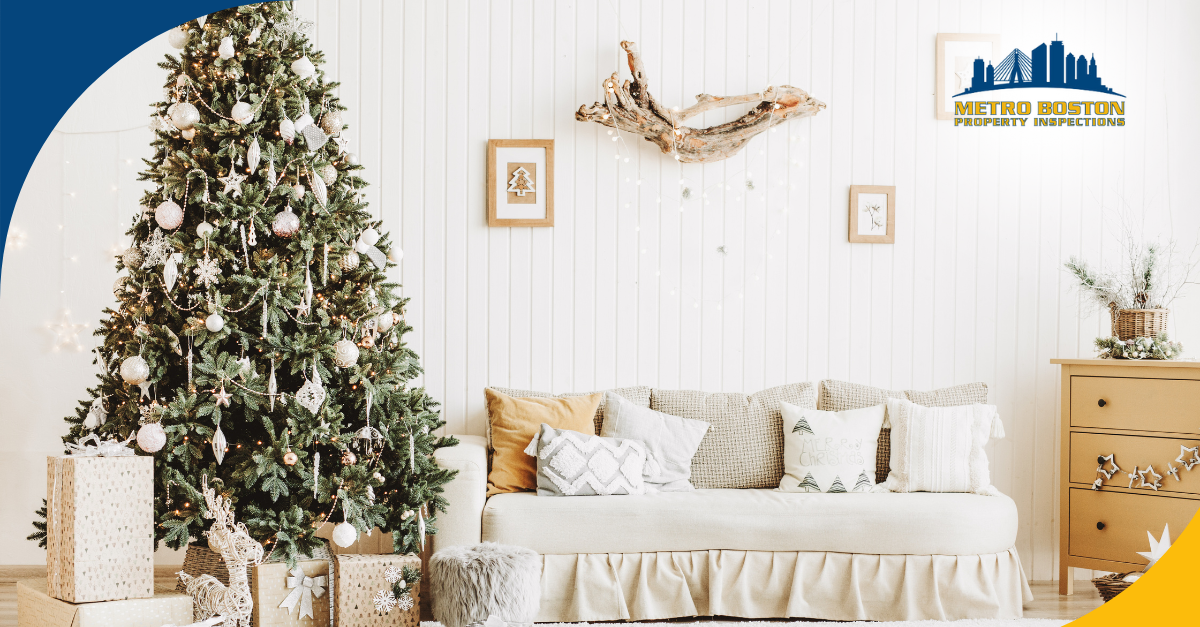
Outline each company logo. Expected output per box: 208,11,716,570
953,35,1125,128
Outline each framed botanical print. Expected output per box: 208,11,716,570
487,139,554,227
935,33,1002,120
849,185,895,244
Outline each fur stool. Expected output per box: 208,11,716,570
430,542,541,627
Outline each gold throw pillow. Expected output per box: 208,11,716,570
485,388,601,496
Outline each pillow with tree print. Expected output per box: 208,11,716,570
777,402,886,494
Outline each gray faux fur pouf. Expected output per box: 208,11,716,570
430,542,542,627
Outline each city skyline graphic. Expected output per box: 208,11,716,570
956,35,1125,97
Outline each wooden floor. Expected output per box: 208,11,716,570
0,567,1101,625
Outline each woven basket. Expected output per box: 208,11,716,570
1092,572,1135,602
175,542,231,593
1110,307,1169,341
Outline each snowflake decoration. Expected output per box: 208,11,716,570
141,228,173,268
193,253,222,287
274,10,313,43
383,566,403,584
372,589,397,614
395,593,414,612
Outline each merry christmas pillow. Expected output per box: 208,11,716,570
777,402,885,493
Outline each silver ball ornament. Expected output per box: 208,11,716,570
167,27,188,49
344,152,360,166
332,339,360,368
137,422,167,453
170,102,200,130
120,356,150,385
272,208,300,238
320,164,338,185
155,200,184,230
231,101,253,125
291,55,315,79
331,521,357,548
320,110,343,136
196,221,215,238
205,313,225,333
121,247,144,269
338,250,360,271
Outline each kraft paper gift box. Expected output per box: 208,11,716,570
17,579,192,627
251,556,332,627
331,554,421,627
45,452,155,603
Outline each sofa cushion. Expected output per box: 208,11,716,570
651,383,817,489
482,488,1018,556
817,380,990,483
488,386,652,441
484,389,601,496
529,423,654,496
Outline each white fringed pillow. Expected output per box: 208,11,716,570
879,398,1005,495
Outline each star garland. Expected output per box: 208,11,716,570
1093,446,1200,492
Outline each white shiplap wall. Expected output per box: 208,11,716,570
2,0,1199,580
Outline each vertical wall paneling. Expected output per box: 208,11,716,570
4,0,1198,582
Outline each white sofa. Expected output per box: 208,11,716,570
433,381,1032,623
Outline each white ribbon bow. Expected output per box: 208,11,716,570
65,433,135,457
278,567,327,619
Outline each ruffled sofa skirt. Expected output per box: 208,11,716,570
537,548,1033,622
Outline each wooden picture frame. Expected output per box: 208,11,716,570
487,139,554,227
848,185,896,244
935,33,1002,120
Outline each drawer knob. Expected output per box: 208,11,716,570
1098,399,1107,407
1097,522,1106,531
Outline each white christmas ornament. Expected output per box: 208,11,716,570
291,56,315,79
296,361,326,414
231,101,253,125
310,169,328,206
302,125,328,151
388,247,403,263
273,207,301,237
280,117,296,144
266,159,278,190
294,112,313,132
193,254,222,286
338,250,360,271
140,228,173,268
333,339,360,368
247,137,261,174
181,128,196,141
218,168,247,197
167,27,188,49
293,183,306,200
320,164,337,185
137,422,167,453
331,521,357,548
218,36,235,59
361,228,380,246
196,221,215,238
195,15,206,29
344,151,360,166
377,310,395,333
165,253,184,292
249,25,262,43
121,356,150,385
171,102,201,130
212,425,227,464
84,397,107,429
156,199,184,230
206,313,225,333
1138,524,1173,571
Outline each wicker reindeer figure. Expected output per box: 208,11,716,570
178,477,265,627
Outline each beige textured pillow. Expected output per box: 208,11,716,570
817,380,990,483
651,383,817,489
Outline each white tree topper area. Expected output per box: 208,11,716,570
507,166,535,197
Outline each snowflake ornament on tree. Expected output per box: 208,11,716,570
140,228,174,268
193,253,222,287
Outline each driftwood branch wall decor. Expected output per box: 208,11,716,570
576,41,827,164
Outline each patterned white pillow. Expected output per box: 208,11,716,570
880,398,1005,495
778,402,886,493
524,423,657,496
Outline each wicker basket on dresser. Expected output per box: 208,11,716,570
1053,358,1200,595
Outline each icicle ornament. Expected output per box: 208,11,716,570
313,451,320,498
268,357,278,411
247,137,261,174
213,424,227,465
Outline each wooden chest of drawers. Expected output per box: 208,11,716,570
1053,359,1200,595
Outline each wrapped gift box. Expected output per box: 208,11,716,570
251,556,332,627
332,554,421,627
314,524,394,555
46,454,154,603
17,579,192,627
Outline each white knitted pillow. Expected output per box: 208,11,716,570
880,398,1005,495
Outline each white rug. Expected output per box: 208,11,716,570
422,614,1070,619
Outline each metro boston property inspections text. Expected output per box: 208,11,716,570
954,100,1125,127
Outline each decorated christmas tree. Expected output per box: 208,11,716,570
30,3,457,563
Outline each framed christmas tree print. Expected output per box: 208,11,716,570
488,139,554,227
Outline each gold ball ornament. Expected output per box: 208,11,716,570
272,207,300,237
170,102,200,130
283,451,298,465
320,164,338,185
155,199,184,230
137,422,167,453
338,250,360,271
341,451,357,465
320,110,343,136
120,355,150,385
333,339,360,368
121,246,144,269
